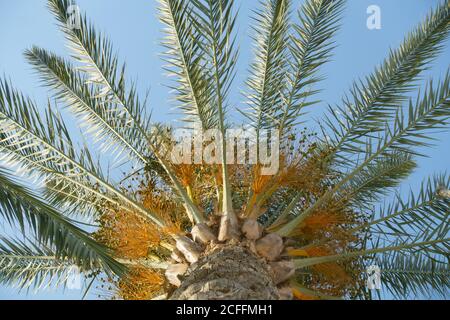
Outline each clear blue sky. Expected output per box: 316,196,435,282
0,0,448,299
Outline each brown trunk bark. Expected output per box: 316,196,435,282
170,245,280,300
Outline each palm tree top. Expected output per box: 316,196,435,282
0,0,449,300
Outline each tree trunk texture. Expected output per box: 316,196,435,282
170,245,280,300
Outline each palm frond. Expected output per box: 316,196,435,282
192,0,238,111
364,174,450,237
0,236,91,292
277,0,345,137
336,151,417,209
325,1,450,163
277,71,450,236
47,0,152,153
0,78,165,227
0,168,125,276
190,0,240,237
158,0,217,129
46,0,206,225
294,238,449,270
241,0,290,133
24,46,148,164
374,252,449,299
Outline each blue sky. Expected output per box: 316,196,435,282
0,0,448,299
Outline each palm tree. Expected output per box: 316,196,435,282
0,0,449,300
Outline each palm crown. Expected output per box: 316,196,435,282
0,0,449,300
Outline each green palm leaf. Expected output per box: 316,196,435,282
0,237,82,292
375,252,449,299
325,1,450,163
362,174,450,236
0,78,165,227
158,0,217,129
190,0,240,237
336,151,417,209
277,0,345,137
242,0,290,133
294,238,449,270
0,168,125,276
278,71,450,236
47,0,152,152
25,46,148,164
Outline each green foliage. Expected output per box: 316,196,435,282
25,45,148,164
0,168,125,277
0,237,80,291
337,152,417,209
366,174,450,253
158,0,217,129
48,0,152,154
278,70,450,236
0,78,164,226
375,252,449,299
242,0,290,133
325,2,450,162
277,0,345,137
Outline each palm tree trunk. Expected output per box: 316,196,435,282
170,245,280,300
